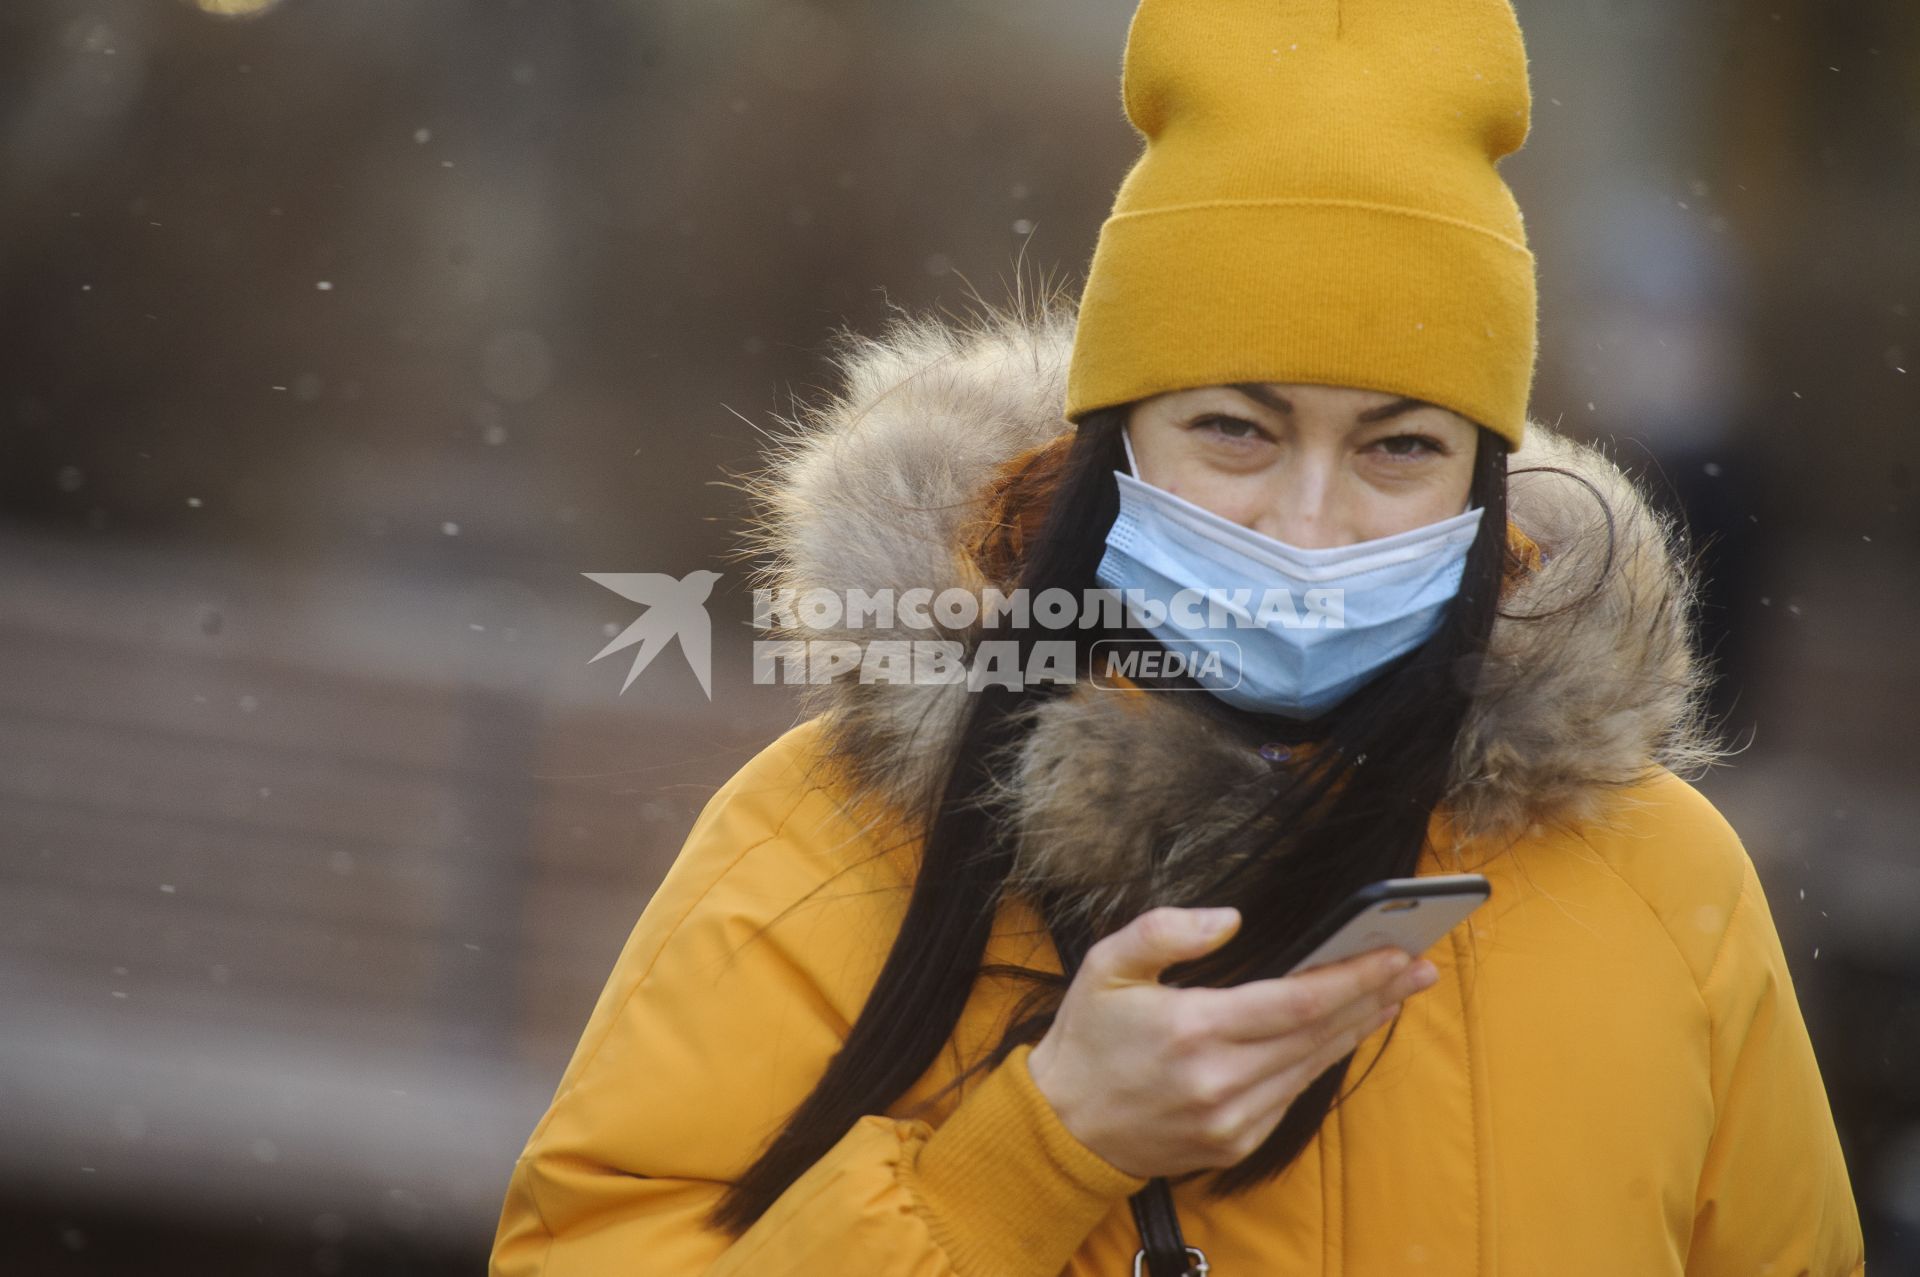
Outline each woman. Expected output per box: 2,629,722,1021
490,2,1866,1273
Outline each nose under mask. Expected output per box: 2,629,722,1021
1095,426,1482,718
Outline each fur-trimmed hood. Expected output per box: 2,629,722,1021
744,301,1722,926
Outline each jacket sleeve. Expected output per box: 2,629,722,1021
486,725,1146,1277
1685,849,1867,1276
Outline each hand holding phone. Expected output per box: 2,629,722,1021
1028,885,1480,1180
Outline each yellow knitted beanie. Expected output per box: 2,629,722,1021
1065,0,1538,449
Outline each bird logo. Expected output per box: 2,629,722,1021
583,570,723,699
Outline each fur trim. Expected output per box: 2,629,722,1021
741,298,1725,920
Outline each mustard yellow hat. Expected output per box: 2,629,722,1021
1065,0,1538,449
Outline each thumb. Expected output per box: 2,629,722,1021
1093,906,1241,985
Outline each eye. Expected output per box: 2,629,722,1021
1191,413,1268,442
1370,432,1447,458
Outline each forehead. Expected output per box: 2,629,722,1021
1148,382,1417,410
1149,383,1480,428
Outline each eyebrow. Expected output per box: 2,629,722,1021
1227,382,1429,424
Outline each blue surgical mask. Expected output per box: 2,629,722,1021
1094,427,1483,719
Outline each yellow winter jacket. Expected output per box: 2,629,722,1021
488,306,1866,1275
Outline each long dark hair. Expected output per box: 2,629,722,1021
711,402,1515,1233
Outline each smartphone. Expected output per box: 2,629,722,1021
1275,874,1490,977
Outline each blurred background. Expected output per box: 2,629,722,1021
1,0,1915,1272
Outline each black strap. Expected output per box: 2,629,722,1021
1130,1178,1203,1275
1046,908,1206,1277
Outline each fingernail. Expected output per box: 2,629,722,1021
1411,960,1439,987
1194,907,1238,933
1387,950,1412,972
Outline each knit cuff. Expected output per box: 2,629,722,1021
904,1042,1148,1277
